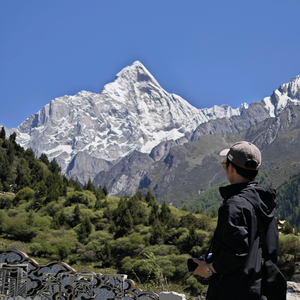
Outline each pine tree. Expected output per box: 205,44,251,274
181,204,190,212
39,153,50,166
85,178,96,194
9,132,16,143
58,210,67,226
49,158,61,173
150,221,165,244
149,203,159,225
0,127,6,140
73,204,81,227
128,195,146,225
103,184,108,197
78,216,93,243
159,200,171,224
94,198,102,210
24,148,36,168
145,190,156,206
36,180,47,198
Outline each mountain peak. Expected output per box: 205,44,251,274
263,75,300,117
115,61,160,86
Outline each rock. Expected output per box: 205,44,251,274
159,291,186,300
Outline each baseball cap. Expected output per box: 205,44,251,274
219,141,261,170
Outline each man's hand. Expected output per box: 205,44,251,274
192,258,213,278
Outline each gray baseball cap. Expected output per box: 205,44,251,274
219,141,261,170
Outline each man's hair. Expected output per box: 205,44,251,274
226,159,258,180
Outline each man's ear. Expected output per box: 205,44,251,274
228,163,236,174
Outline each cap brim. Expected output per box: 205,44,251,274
219,148,230,156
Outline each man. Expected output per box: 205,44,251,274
193,141,279,300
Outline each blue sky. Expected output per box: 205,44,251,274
1,0,300,129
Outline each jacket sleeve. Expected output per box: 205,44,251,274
212,199,250,274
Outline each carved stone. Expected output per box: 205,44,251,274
0,249,158,300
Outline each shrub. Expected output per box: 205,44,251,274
55,242,71,260
13,187,35,205
9,241,27,253
65,191,96,207
3,218,37,242
0,194,14,209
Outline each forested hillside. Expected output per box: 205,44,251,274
0,126,300,297
186,162,300,234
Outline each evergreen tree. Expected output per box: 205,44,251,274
96,188,105,201
6,142,15,165
35,180,47,198
30,160,46,187
85,178,96,194
44,173,61,203
134,190,143,201
150,221,165,244
0,152,13,191
94,198,102,210
181,204,190,212
78,216,92,243
39,153,50,166
128,195,146,225
9,132,16,143
103,184,108,197
145,190,156,206
49,158,61,173
68,177,82,191
149,203,159,225
72,204,81,227
159,200,171,224
16,158,32,190
57,210,67,227
0,126,6,140
24,148,36,168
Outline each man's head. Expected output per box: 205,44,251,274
220,141,261,183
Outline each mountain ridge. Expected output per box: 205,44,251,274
2,62,300,200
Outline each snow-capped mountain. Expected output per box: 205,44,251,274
8,61,246,172
263,75,300,117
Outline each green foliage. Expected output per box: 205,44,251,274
49,158,61,173
65,191,96,207
276,172,300,231
0,194,14,209
0,210,9,233
3,218,37,242
13,187,35,205
16,158,32,190
83,178,96,194
56,241,71,260
282,221,294,235
68,177,82,191
145,190,156,206
185,180,226,214
77,216,93,243
181,204,190,212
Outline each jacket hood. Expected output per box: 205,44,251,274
220,181,276,224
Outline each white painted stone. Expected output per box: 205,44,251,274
159,291,186,300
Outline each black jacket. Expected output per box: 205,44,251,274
206,181,278,300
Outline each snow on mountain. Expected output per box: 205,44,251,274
263,75,300,117
9,61,248,172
